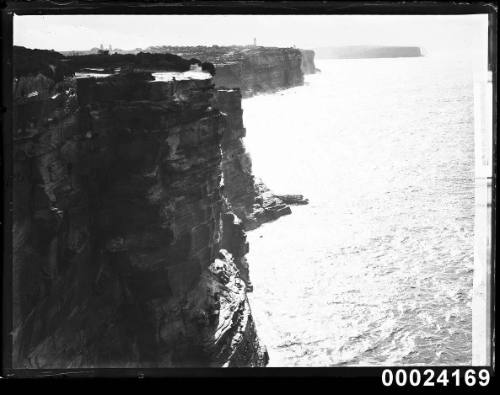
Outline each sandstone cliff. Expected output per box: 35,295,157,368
11,48,267,368
213,47,304,97
215,89,301,234
113,47,310,230
300,49,318,74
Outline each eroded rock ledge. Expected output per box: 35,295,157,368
11,48,267,368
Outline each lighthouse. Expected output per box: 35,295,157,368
253,38,257,47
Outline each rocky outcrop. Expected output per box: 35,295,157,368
300,49,318,74
11,49,266,368
246,181,293,230
274,194,309,205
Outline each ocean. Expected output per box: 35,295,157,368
243,54,478,366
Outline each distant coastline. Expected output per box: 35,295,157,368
315,45,422,59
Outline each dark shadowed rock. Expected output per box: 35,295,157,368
13,46,74,81
201,61,216,76
12,47,266,368
66,51,204,73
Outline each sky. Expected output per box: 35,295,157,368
14,14,488,56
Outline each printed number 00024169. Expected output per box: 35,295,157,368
381,369,491,387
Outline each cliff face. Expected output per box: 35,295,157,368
299,49,317,74
214,89,294,235
11,51,267,368
215,90,255,222
213,48,304,97
117,47,309,231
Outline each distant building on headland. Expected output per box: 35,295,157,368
97,43,110,55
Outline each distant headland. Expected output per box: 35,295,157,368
315,46,423,59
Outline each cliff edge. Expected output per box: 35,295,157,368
11,47,267,368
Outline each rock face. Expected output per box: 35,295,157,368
214,89,295,233
11,48,267,368
300,49,318,74
213,47,304,97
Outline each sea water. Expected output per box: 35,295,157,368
243,53,478,366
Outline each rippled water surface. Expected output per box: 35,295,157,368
243,55,475,366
